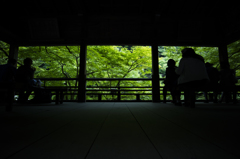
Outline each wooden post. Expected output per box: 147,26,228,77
9,44,19,67
5,44,19,111
163,87,167,103
136,94,140,101
218,44,229,69
151,45,160,102
117,87,121,101
216,19,229,69
78,44,87,102
98,94,102,101
55,91,59,105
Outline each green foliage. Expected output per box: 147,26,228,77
1,39,240,101
0,41,10,64
161,41,240,75
86,46,152,100
87,46,152,78
0,43,152,101
161,46,219,69
228,40,240,76
161,46,220,100
161,42,240,100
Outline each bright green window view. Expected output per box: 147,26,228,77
1,41,240,101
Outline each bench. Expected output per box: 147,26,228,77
86,93,152,101
62,87,152,101
86,87,152,101
11,85,68,105
163,85,239,105
63,92,152,101
0,86,15,112
0,84,69,112
44,86,69,104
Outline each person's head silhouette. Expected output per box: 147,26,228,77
7,58,17,66
220,62,230,69
181,48,195,58
167,59,176,68
23,58,33,67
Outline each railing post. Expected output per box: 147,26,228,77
117,87,120,101
136,94,140,101
218,45,229,69
78,14,88,103
9,44,19,68
98,94,102,101
163,86,167,103
151,45,160,102
78,44,87,102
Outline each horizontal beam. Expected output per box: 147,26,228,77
16,39,221,47
226,31,240,45
0,26,21,44
39,78,157,81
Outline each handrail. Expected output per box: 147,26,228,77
38,77,240,80
37,78,160,101
38,78,166,80
35,77,240,102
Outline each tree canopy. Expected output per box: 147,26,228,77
1,39,240,101
0,42,153,100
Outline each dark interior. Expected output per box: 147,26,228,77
1,0,240,46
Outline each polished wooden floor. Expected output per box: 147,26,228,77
1,102,240,159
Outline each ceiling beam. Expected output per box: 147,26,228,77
0,26,21,44
226,31,240,45
16,37,220,47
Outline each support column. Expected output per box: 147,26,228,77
5,45,18,111
216,18,229,69
151,44,160,102
218,44,229,69
78,44,87,102
9,44,19,67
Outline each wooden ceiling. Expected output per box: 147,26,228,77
0,0,239,46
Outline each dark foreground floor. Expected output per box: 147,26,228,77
1,102,240,159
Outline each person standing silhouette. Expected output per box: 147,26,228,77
164,59,180,105
175,48,209,107
204,62,220,103
0,58,17,104
0,58,17,82
219,62,237,103
15,58,36,103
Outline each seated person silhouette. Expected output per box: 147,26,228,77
164,59,180,105
0,58,17,83
219,62,237,103
15,58,36,103
175,48,209,107
204,62,220,103
0,58,17,103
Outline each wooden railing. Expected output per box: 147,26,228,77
86,78,155,101
38,77,240,102
38,78,165,102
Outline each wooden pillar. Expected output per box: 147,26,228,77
78,44,87,102
151,45,160,102
9,44,19,67
4,45,18,112
216,18,229,69
117,87,121,101
218,44,229,69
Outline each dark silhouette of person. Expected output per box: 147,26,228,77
204,62,220,103
15,58,36,103
0,58,17,104
175,48,209,107
0,58,17,83
164,59,180,105
219,62,237,103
